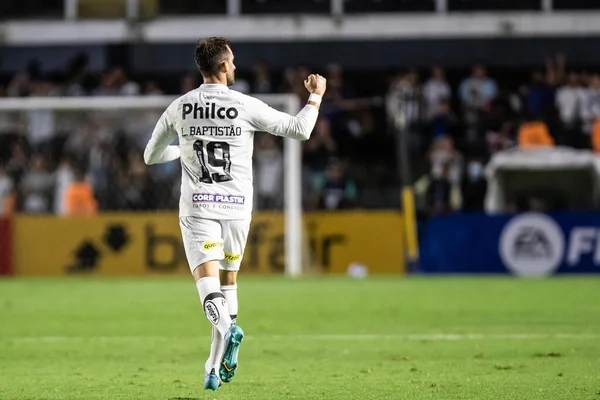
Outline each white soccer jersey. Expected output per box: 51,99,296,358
144,83,319,219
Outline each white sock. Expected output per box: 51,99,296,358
204,284,238,374
205,326,225,374
221,284,238,324
196,277,232,338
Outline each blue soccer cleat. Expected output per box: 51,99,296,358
204,368,221,391
219,325,244,383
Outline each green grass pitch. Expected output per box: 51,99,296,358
0,276,599,399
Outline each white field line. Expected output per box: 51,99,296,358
7,333,600,343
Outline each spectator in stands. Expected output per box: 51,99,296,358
386,70,422,153
304,118,337,173
64,53,93,97
94,67,139,96
314,158,357,210
230,77,251,93
6,141,28,183
581,73,600,134
429,162,452,215
280,67,308,101
65,78,85,97
526,70,557,118
462,157,487,212
143,81,164,95
254,134,283,210
280,67,296,94
26,81,59,154
326,63,353,102
423,67,451,121
252,61,273,94
556,72,585,146
95,70,117,96
104,158,128,210
63,167,97,217
125,151,156,210
459,65,498,134
427,136,463,214
180,74,198,94
229,68,251,94
7,73,31,97
523,55,562,118
429,136,462,179
387,70,421,130
346,109,376,156
459,65,498,110
114,67,140,96
20,154,54,213
351,110,395,172
54,157,75,215
0,166,14,216
430,99,457,139
486,121,515,156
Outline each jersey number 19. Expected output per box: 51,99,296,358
193,140,233,183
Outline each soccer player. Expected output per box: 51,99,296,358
143,37,326,391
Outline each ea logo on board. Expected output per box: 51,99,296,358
499,213,564,277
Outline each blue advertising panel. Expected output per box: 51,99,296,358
420,212,600,276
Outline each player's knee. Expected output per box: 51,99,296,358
193,260,221,280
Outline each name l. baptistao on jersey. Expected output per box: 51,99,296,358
144,83,319,219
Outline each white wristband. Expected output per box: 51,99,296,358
308,94,322,105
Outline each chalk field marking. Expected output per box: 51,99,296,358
8,333,600,343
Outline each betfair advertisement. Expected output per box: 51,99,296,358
13,212,405,276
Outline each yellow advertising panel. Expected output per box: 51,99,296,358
14,212,404,276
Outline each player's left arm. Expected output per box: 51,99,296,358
144,105,180,165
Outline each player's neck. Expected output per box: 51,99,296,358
203,76,227,86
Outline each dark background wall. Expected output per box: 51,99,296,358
131,37,600,72
2,36,600,75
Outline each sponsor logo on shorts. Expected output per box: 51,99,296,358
203,241,224,251
224,252,241,263
204,300,220,324
192,193,245,204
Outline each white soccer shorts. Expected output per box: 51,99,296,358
179,217,251,272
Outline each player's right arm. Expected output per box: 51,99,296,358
247,74,326,141
144,103,181,165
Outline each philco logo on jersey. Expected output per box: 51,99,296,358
192,193,246,204
203,241,224,251
182,103,239,120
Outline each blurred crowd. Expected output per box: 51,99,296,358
387,55,600,216
1,53,600,217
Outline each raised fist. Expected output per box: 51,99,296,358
304,74,327,96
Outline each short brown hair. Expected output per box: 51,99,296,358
195,37,231,76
